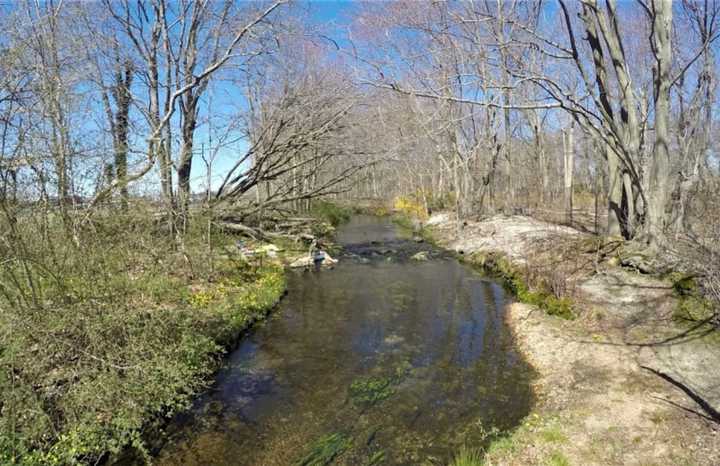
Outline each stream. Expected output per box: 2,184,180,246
156,215,534,465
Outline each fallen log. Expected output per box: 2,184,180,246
218,221,261,239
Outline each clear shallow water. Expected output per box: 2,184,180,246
156,216,534,465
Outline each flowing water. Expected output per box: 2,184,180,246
156,216,534,465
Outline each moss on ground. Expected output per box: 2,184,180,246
667,273,716,323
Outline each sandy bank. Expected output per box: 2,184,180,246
429,213,720,466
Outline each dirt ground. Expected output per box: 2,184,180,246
428,213,720,466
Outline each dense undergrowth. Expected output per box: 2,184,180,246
0,206,286,464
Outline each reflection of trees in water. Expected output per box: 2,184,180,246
161,221,533,464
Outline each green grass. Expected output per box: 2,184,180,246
450,446,485,466
366,450,386,465
452,413,570,465
539,425,568,444
546,451,571,466
485,434,517,456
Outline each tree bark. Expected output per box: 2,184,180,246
645,0,673,245
563,124,574,224
607,146,626,238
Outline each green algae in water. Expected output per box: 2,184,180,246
349,376,396,407
366,450,386,465
296,432,352,466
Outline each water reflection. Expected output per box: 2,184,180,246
156,216,533,465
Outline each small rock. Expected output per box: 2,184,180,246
411,251,429,261
412,236,424,243
257,244,280,254
620,255,656,274
289,252,338,268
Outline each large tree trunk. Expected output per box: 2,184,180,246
645,0,673,246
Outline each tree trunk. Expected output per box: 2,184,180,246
113,61,133,210
563,124,574,225
645,0,673,245
607,146,627,238
177,96,199,233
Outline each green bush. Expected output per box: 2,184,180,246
0,208,286,464
310,201,352,227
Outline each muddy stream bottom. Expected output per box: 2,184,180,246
155,216,534,465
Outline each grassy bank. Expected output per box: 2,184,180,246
450,413,571,466
464,251,574,320
0,207,288,465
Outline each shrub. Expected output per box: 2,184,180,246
393,195,428,220
310,201,352,227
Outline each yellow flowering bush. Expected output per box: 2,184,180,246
394,195,428,220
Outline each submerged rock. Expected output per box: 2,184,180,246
384,334,405,345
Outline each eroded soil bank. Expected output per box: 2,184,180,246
428,213,720,465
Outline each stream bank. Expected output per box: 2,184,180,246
426,213,720,465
